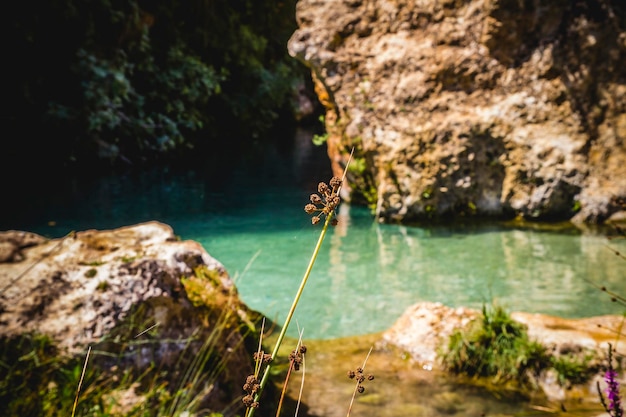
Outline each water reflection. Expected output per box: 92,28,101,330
305,204,624,339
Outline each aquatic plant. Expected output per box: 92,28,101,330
274,333,306,417
237,148,378,417
346,347,375,417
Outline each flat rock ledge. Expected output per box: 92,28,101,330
379,301,624,403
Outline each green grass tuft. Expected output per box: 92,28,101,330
438,303,597,390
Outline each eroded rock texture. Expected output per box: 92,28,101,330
0,222,258,414
289,0,626,224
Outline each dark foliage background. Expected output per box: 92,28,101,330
5,0,317,176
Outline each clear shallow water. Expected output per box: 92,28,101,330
189,204,625,339
4,132,625,340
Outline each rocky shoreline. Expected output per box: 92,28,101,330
0,221,622,415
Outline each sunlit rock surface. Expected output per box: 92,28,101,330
0,222,253,350
0,222,258,413
277,301,621,417
380,301,624,403
0,223,620,414
289,0,626,224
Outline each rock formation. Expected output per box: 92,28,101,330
278,301,623,415
0,222,259,414
0,223,620,414
380,301,624,402
289,0,626,224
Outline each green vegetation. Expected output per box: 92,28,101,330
0,333,100,417
552,351,596,387
346,151,378,212
8,0,305,172
96,281,110,291
0,329,238,416
79,261,105,267
439,304,599,391
312,115,329,145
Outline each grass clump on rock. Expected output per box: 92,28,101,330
439,304,549,387
439,303,597,391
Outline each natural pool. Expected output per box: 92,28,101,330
188,204,624,340
5,135,622,416
5,136,624,341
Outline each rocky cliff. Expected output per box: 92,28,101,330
289,0,626,224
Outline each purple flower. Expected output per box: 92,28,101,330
605,368,623,417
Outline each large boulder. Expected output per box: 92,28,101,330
289,0,626,224
0,222,260,415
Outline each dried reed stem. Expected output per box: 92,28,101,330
245,149,354,417
346,346,373,417
71,345,91,417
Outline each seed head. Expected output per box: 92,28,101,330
318,182,330,196
253,351,273,364
305,177,343,226
329,176,342,189
242,395,255,407
348,363,375,395
310,194,323,205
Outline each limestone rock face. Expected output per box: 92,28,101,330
289,0,626,224
0,222,258,413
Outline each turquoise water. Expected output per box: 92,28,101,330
5,135,625,340
186,203,625,339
